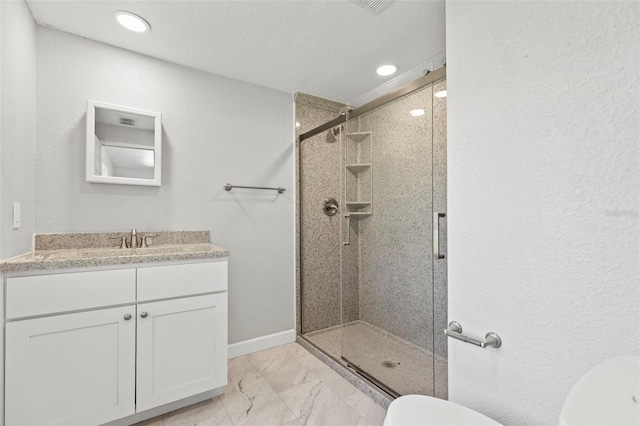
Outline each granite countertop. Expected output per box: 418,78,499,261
0,231,229,273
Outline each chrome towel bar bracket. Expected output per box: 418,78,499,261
444,321,502,349
223,183,285,194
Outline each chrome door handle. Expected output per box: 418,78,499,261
343,214,351,246
124,314,131,321
140,312,148,318
433,212,445,259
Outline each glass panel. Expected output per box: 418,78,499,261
340,83,441,396
297,97,344,358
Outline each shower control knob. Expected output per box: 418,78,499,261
323,198,339,216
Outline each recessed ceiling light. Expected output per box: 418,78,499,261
295,122,301,128
376,64,398,77
409,109,426,117
434,90,447,98
114,11,151,33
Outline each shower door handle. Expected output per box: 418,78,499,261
343,214,351,246
433,212,445,259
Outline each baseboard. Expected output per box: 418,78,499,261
228,329,296,358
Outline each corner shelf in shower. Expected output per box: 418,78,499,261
347,212,372,220
346,163,371,174
344,130,373,226
345,132,371,142
346,202,371,210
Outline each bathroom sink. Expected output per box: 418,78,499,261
559,355,640,426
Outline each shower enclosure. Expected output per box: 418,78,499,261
296,69,447,399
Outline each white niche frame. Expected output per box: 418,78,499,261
86,100,162,187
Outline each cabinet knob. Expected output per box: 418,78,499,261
140,312,148,318
124,313,132,321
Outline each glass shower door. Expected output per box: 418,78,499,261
340,80,447,397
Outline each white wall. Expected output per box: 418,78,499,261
0,0,37,259
36,27,295,344
447,2,639,425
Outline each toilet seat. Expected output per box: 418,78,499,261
383,395,502,426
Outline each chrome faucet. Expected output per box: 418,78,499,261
128,229,139,249
124,229,157,248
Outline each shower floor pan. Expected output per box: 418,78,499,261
303,320,445,397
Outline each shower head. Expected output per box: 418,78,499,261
326,126,341,143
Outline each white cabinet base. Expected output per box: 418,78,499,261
136,293,228,412
5,307,136,426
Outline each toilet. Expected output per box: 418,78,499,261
383,394,501,426
384,355,640,426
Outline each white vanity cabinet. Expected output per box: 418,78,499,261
3,259,228,426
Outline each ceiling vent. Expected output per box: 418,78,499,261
117,115,137,127
351,0,394,14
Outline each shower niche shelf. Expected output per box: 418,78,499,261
345,132,371,142
346,163,371,174
344,131,373,219
347,212,372,220
346,202,371,210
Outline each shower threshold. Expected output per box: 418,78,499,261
343,357,402,398
303,320,446,397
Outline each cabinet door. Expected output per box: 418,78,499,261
5,306,136,426
136,293,228,412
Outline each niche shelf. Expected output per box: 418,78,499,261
347,212,373,220
344,131,373,220
346,163,371,174
346,202,371,211
345,132,371,143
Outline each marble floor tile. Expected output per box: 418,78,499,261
278,381,363,426
247,346,318,392
134,343,387,426
134,416,165,426
163,397,232,426
220,368,297,425
296,352,359,399
344,390,388,426
228,355,257,379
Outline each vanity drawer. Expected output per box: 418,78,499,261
137,261,227,301
6,268,136,319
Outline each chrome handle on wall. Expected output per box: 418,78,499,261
444,321,502,348
433,212,445,259
343,214,351,246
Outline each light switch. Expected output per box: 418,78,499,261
12,202,20,229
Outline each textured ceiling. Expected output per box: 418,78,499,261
27,0,445,104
